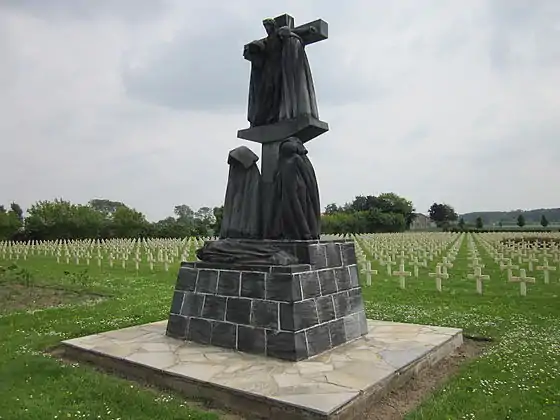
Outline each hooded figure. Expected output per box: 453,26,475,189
219,146,261,239
266,137,321,240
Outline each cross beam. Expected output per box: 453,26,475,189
243,14,328,57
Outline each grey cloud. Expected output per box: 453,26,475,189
122,9,384,112
0,0,169,22
488,0,560,70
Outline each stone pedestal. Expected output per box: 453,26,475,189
166,239,368,361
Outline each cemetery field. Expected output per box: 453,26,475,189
0,233,559,420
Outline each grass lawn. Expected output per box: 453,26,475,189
1,233,559,419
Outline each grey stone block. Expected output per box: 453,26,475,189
176,267,198,292
300,271,321,299
342,242,357,265
306,324,331,357
329,318,346,347
333,291,350,318
202,295,227,321
358,310,368,335
266,273,301,302
309,244,328,269
169,291,184,314
225,297,251,325
188,317,212,344
251,300,279,329
166,314,189,339
217,270,241,296
316,295,335,323
266,330,308,361
237,326,265,355
241,271,266,299
344,312,363,341
318,269,337,295
279,302,294,331
180,292,205,317
325,243,342,268
196,269,219,294
348,287,365,313
293,299,318,330
211,321,237,349
348,265,359,288
334,267,351,291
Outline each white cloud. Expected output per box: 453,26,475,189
1,0,559,221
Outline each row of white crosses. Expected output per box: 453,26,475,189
355,232,464,290
473,232,560,296
0,237,208,272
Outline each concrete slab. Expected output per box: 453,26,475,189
60,320,463,420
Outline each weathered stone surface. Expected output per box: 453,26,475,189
180,292,205,317
188,318,212,344
299,271,320,299
308,244,328,269
325,243,342,268
166,314,188,338
202,295,227,321
225,297,251,325
176,267,198,292
279,302,294,331
266,330,308,361
266,273,301,302
334,267,351,291
237,325,266,355
62,319,464,420
333,291,350,318
318,269,337,295
251,300,279,329
329,318,346,347
348,265,359,288
306,323,331,357
211,322,237,349
342,243,357,265
293,299,318,330
170,291,184,314
344,312,364,341
217,270,241,296
348,287,364,313
241,271,266,299
316,295,335,323
196,269,219,294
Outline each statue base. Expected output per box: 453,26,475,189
166,239,368,361
237,115,329,144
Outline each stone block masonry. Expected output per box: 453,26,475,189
166,240,368,361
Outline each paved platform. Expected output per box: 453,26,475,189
60,320,463,420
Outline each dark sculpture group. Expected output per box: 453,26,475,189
198,14,330,262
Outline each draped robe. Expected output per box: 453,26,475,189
219,146,261,239
245,27,319,127
266,137,321,240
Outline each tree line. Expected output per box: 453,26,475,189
0,193,417,241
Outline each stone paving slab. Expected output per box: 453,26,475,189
60,320,463,420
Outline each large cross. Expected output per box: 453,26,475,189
239,14,329,185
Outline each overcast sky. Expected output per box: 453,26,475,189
1,0,559,221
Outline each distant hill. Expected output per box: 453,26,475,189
460,208,560,226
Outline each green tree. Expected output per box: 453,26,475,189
10,202,23,222
540,214,549,227
88,199,126,216
475,216,484,229
111,206,149,238
428,203,458,228
458,217,465,230
517,214,526,228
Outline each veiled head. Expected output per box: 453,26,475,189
262,18,277,35
279,137,307,157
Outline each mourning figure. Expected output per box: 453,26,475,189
219,146,261,239
244,18,319,127
266,137,321,240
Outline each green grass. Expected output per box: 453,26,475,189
0,234,559,420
